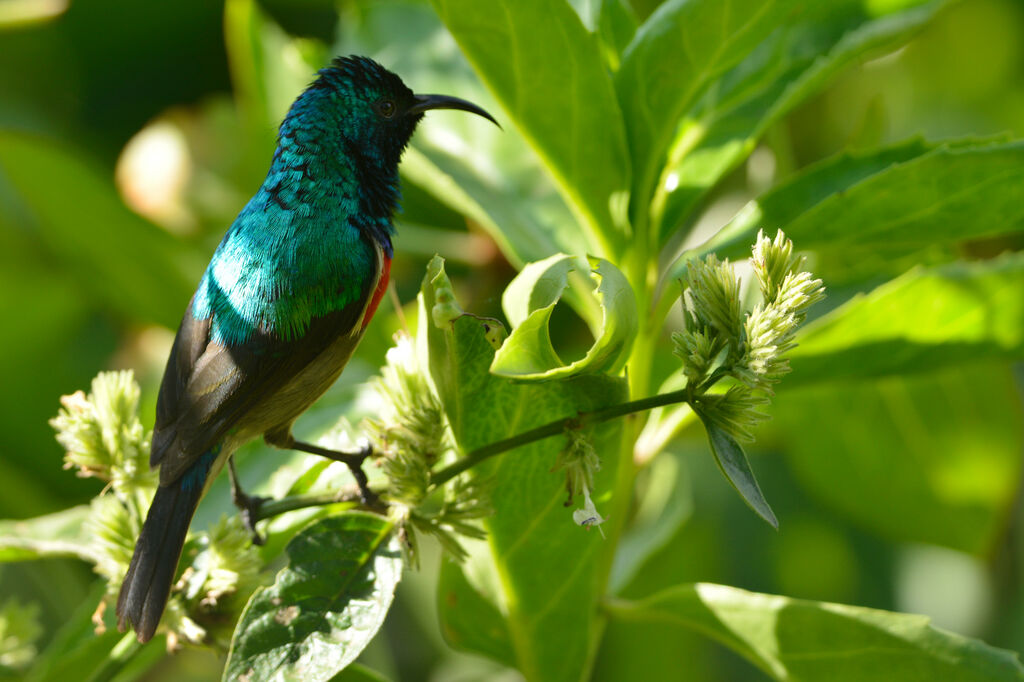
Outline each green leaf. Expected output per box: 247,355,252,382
491,255,637,380
595,0,638,70
773,363,1022,555
605,583,1024,681
568,0,638,69
683,138,1024,269
428,0,632,252
437,559,515,666
420,257,630,681
402,145,586,268
0,506,95,563
655,1,943,243
0,131,197,328
224,513,401,682
788,254,1024,384
695,412,778,529
616,0,798,218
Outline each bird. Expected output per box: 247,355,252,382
116,55,497,643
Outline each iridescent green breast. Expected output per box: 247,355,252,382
192,186,377,346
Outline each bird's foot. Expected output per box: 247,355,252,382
227,457,268,545
281,439,378,508
341,443,378,508
232,487,269,546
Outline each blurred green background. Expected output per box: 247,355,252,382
1,0,1022,679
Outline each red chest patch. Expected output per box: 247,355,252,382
362,256,391,330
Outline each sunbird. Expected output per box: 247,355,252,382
116,56,496,642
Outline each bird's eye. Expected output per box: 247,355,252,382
374,98,397,119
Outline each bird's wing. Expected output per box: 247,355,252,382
150,252,382,486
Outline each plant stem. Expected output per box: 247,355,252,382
429,387,692,487
250,387,699,522
253,488,386,522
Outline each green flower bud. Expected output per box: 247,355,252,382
50,371,155,496
682,255,744,345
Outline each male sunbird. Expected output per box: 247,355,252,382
116,56,496,642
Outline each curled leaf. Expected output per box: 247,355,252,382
491,255,637,380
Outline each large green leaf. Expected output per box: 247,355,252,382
679,138,1024,273
787,254,1024,384
605,583,1024,681
224,513,401,682
491,255,637,380
773,363,1022,555
0,505,95,563
0,131,197,327
655,1,943,243
428,0,632,253
615,0,798,219
421,257,630,681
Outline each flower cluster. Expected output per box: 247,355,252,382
50,370,155,496
51,371,261,649
736,230,827,392
368,332,491,564
674,231,825,440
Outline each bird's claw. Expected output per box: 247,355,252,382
231,488,269,546
344,444,378,508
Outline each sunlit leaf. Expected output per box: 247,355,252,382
606,583,1024,681
437,559,515,666
0,506,95,563
680,138,1024,271
788,254,1024,384
616,0,798,219
655,1,943,243
429,0,632,253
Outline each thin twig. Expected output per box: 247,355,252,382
250,387,696,521
429,387,692,487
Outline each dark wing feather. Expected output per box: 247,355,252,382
150,302,209,468
151,253,379,485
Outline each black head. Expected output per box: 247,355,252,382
299,56,498,169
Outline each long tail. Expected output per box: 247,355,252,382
116,453,214,642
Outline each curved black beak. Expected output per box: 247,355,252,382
408,94,500,128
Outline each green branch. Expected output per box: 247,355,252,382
429,387,692,487
248,387,695,522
